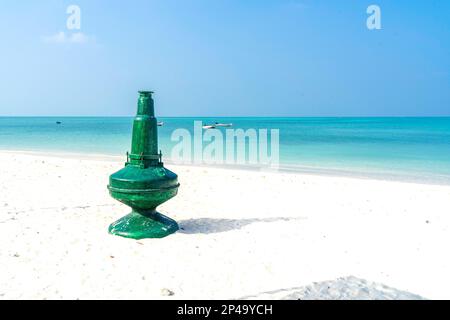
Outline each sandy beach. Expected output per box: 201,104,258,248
1,151,449,299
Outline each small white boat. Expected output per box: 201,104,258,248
214,122,233,127
157,122,164,126
202,122,233,129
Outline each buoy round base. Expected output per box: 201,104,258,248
108,210,179,240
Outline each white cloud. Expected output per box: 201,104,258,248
42,31,66,43
69,32,90,43
42,31,93,44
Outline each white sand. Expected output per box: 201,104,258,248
1,151,449,300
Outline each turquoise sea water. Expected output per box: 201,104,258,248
1,117,450,183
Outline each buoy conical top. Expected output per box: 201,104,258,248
129,91,159,167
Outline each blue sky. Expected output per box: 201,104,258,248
0,0,449,116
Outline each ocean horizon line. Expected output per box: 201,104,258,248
1,115,450,118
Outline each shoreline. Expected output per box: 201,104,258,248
1,149,449,187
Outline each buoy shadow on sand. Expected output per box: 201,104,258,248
238,276,426,300
177,217,304,235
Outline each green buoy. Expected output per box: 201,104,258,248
107,91,179,239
